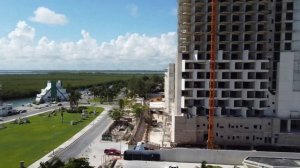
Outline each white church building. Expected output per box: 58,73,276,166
36,80,69,103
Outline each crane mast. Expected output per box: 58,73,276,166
208,0,217,149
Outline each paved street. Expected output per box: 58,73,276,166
56,105,114,162
29,104,115,167
0,102,69,124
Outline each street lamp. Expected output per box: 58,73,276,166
52,125,55,156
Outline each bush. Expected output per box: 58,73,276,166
201,161,207,168
78,106,87,111
0,124,6,130
67,106,87,113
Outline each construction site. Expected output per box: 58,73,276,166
167,0,300,150
110,1,300,167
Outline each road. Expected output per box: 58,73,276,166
0,102,69,124
54,105,114,162
54,91,125,163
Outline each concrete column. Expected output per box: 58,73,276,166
287,119,291,132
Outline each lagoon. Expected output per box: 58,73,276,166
3,97,35,108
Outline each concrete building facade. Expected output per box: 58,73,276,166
165,63,175,115
171,0,300,149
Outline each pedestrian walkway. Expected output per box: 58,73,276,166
78,140,128,167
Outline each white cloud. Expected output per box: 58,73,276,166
126,4,139,17
8,21,35,47
0,21,177,70
29,7,68,25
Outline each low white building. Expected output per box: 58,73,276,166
36,80,69,103
150,101,165,112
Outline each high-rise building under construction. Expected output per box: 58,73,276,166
168,0,300,149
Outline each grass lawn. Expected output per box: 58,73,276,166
0,106,103,168
89,97,101,103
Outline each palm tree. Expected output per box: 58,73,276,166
119,99,125,110
69,90,81,112
132,103,147,118
108,108,124,121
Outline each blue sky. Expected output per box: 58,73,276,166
0,0,177,70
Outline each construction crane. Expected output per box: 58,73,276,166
208,0,217,149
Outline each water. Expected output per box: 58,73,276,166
0,70,164,75
3,97,35,108
0,70,48,75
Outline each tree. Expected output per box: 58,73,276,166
40,157,64,168
64,158,93,168
132,103,147,118
90,85,98,98
201,161,207,168
124,98,133,108
40,157,92,168
69,90,81,112
119,99,125,109
108,108,124,121
61,110,64,123
65,83,72,93
127,75,163,98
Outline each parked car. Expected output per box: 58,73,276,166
104,148,121,155
0,117,3,121
57,103,62,106
21,110,27,113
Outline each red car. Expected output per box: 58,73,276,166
104,148,121,155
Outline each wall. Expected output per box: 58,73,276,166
173,53,183,142
157,148,300,165
174,116,275,145
165,63,175,115
293,0,300,91
173,115,300,147
276,52,300,118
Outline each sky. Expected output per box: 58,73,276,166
0,0,177,70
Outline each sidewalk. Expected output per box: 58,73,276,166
78,140,128,167
28,105,113,168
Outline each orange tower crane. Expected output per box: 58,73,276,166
208,0,217,149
